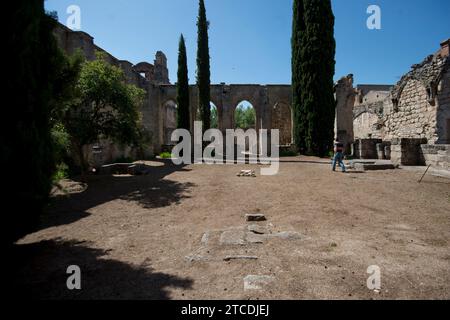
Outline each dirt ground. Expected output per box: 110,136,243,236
10,157,450,300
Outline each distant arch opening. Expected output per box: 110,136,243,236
233,101,257,159
234,101,256,130
210,102,218,129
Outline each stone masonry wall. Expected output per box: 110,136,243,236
353,112,382,139
383,79,438,143
436,69,450,144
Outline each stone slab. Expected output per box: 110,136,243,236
246,232,265,244
219,229,246,245
248,224,270,234
268,231,302,240
244,275,276,291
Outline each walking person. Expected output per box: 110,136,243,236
332,138,346,173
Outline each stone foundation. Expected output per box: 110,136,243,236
390,138,428,166
420,144,450,170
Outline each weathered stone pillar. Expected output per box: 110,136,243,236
221,85,233,132
335,74,356,153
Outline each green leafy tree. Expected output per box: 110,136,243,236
50,51,84,176
196,0,211,132
177,34,191,130
235,105,256,130
292,0,336,156
61,52,146,174
3,1,76,244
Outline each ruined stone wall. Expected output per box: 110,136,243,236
420,144,450,170
436,69,450,144
382,47,450,146
383,79,438,143
353,100,384,140
353,112,382,139
154,84,293,153
355,90,390,106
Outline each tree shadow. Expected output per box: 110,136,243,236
41,161,194,230
8,239,193,300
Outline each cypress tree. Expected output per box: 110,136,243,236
303,0,336,156
292,0,307,153
196,0,211,132
292,0,336,156
177,34,191,130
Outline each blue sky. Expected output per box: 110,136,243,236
46,0,450,86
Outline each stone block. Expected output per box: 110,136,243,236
220,229,246,246
244,275,276,291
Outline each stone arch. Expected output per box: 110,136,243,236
230,96,259,116
133,62,154,81
353,101,384,120
271,102,293,146
354,107,376,120
229,85,262,115
353,110,382,139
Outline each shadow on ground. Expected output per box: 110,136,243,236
40,161,194,231
8,239,193,300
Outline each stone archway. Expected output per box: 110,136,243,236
154,83,293,153
353,110,381,139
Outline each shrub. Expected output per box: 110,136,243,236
52,163,69,182
159,152,173,159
